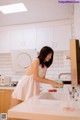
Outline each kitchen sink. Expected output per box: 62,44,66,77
38,92,68,101
34,91,80,111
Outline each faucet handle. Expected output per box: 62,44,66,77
68,86,80,101
65,55,71,59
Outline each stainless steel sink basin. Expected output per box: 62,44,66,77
38,92,68,101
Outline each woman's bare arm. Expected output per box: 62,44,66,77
32,58,63,88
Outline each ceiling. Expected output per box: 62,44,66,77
0,0,74,27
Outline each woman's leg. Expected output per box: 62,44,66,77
10,97,22,108
7,98,23,120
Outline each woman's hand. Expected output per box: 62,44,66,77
51,81,63,88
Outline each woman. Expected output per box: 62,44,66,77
10,46,63,108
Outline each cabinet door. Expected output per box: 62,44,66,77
36,26,53,51
0,89,13,113
10,29,24,50
4,90,13,112
23,28,36,49
53,25,71,51
0,90,5,113
0,31,10,53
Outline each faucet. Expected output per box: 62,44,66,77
58,73,71,79
68,86,79,101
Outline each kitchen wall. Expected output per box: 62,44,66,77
0,53,23,81
0,51,71,82
0,19,72,84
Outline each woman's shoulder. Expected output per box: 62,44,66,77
32,58,40,64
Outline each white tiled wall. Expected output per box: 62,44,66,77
0,51,71,81
46,51,71,80
0,53,23,81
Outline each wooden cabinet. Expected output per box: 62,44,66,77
0,90,4,113
0,89,13,113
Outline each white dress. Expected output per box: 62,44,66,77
12,65,47,101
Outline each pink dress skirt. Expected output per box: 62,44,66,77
12,75,40,101
12,64,47,101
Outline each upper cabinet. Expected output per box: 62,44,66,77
0,30,10,53
10,29,24,50
36,21,72,51
10,28,36,50
74,4,80,40
53,24,71,51
36,26,53,51
0,20,72,53
23,28,36,49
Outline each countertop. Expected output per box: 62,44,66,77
8,98,80,120
8,86,80,120
0,86,15,90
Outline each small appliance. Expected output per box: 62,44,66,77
0,75,11,86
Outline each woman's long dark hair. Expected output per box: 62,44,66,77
38,46,54,68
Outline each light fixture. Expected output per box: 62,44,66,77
0,3,28,14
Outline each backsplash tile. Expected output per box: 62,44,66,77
0,51,71,81
47,51,71,80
